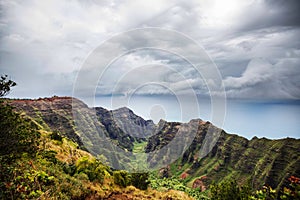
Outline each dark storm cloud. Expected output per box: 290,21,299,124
0,0,299,100
264,0,300,26
232,0,300,32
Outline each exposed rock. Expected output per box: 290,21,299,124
192,176,208,191
180,172,189,179
8,96,300,191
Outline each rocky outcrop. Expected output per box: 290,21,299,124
95,106,156,149
9,97,150,154
192,176,207,191
10,97,84,146
8,96,300,191
146,119,300,191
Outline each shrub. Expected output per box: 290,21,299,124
113,170,131,187
75,156,106,183
41,150,58,164
50,130,63,142
0,102,40,160
210,179,252,200
131,172,150,190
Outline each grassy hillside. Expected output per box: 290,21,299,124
2,96,300,199
146,119,300,193
0,99,194,199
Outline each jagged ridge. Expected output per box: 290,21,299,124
8,96,300,192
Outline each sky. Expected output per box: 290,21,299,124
0,0,300,138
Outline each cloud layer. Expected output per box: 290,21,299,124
0,0,299,99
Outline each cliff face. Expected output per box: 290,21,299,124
10,97,83,146
10,97,149,151
8,97,300,190
146,119,300,191
95,106,156,143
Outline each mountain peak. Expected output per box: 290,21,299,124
113,106,134,114
7,96,300,192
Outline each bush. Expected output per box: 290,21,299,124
50,130,63,142
0,102,40,159
0,101,41,198
41,150,58,164
75,156,106,183
63,163,77,176
113,170,131,187
210,179,252,200
131,172,150,190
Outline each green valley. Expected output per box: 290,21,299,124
0,91,299,199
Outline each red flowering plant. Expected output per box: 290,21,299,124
280,176,300,199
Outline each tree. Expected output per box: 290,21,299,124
0,103,40,158
0,75,16,97
210,179,252,200
131,172,150,190
75,156,107,183
113,170,131,187
0,75,41,198
0,76,40,158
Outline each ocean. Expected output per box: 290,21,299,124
92,96,300,139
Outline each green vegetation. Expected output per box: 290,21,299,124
112,170,150,190
0,99,94,198
209,176,300,200
0,102,40,159
75,156,109,183
113,170,131,187
1,75,300,199
147,121,300,196
210,179,252,200
0,75,39,160
132,141,147,153
149,174,209,200
0,100,153,199
50,130,63,142
149,174,300,200
0,75,16,97
0,88,185,199
130,172,150,190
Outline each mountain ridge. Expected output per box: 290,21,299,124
7,96,300,192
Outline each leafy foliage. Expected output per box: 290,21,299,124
149,174,209,200
282,176,300,199
0,75,40,159
0,102,40,159
75,156,109,183
208,176,300,200
0,78,97,198
50,130,63,142
0,75,16,97
1,76,299,199
131,172,150,190
210,179,252,200
113,170,131,188
253,176,300,200
254,185,277,200
1,157,55,199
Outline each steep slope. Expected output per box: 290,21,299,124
10,97,83,146
10,97,150,152
8,96,300,193
146,120,300,191
95,106,156,147
1,99,193,200
9,97,156,170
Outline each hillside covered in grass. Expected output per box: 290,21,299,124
0,98,193,199
1,95,300,199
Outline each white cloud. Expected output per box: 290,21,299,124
0,0,299,100
94,50,207,96
224,58,300,99
224,58,273,89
